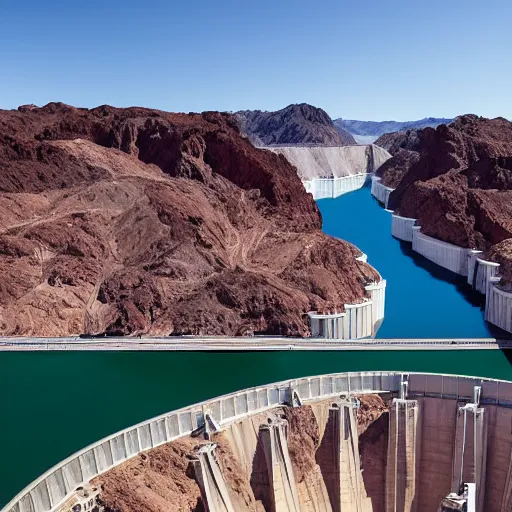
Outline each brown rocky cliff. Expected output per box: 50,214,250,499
0,103,378,336
383,115,512,282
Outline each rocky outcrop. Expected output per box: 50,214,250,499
374,128,422,155
236,104,356,146
375,148,420,188
268,144,391,179
384,115,512,283
335,117,452,144
0,102,379,336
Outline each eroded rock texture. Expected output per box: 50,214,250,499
0,103,378,336
235,104,356,146
380,115,512,283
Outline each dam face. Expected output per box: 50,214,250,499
4,372,512,512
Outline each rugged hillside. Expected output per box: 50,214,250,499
334,117,452,143
236,104,356,146
0,102,378,336
375,148,420,188
374,128,422,155
387,115,512,278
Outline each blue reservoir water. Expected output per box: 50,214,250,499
318,185,495,339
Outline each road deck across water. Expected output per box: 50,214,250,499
0,336,511,351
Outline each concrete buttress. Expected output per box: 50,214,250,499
260,418,301,512
386,399,421,512
191,444,235,512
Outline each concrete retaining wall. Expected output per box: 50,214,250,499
302,173,368,200
370,176,394,208
308,279,386,339
5,372,512,512
391,214,417,243
379,197,510,333
411,227,469,276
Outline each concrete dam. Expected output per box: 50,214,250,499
4,371,512,512
267,145,392,200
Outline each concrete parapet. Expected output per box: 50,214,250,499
191,444,235,512
386,399,421,512
370,176,394,208
308,279,386,340
485,284,512,333
451,400,488,512
391,215,416,243
302,174,369,200
411,228,468,276
467,253,500,295
259,419,301,512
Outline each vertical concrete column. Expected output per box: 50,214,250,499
501,447,512,512
191,444,235,512
386,399,421,512
325,401,371,512
259,418,301,512
451,401,488,512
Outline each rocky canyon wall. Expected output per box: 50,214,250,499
0,102,380,336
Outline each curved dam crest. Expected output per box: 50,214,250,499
4,371,512,512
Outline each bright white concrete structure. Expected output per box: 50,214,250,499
485,284,512,333
303,173,369,200
411,227,469,276
370,176,394,208
307,279,386,339
269,144,391,180
467,252,500,294
391,215,417,243
4,372,512,512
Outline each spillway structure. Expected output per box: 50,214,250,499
4,371,512,512
371,182,512,335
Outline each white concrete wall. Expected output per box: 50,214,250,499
391,215,417,243
302,174,368,200
308,279,386,340
467,252,500,295
6,372,512,512
411,227,469,276
370,176,394,208
485,284,512,333
269,145,391,180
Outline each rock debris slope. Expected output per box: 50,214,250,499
0,103,378,336
236,104,356,146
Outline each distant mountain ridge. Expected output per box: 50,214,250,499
333,117,453,142
236,103,356,146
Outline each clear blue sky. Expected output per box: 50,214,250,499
1,0,510,121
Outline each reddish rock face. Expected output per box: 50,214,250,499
0,103,378,336
384,116,512,273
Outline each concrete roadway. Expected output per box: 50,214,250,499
0,336,511,351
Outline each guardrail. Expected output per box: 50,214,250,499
4,370,512,512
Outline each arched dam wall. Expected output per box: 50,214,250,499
4,372,512,512
267,145,392,200
371,183,512,335
267,145,391,180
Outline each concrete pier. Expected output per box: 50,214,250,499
260,419,301,512
324,401,372,512
451,389,488,512
191,444,235,512
386,399,421,512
